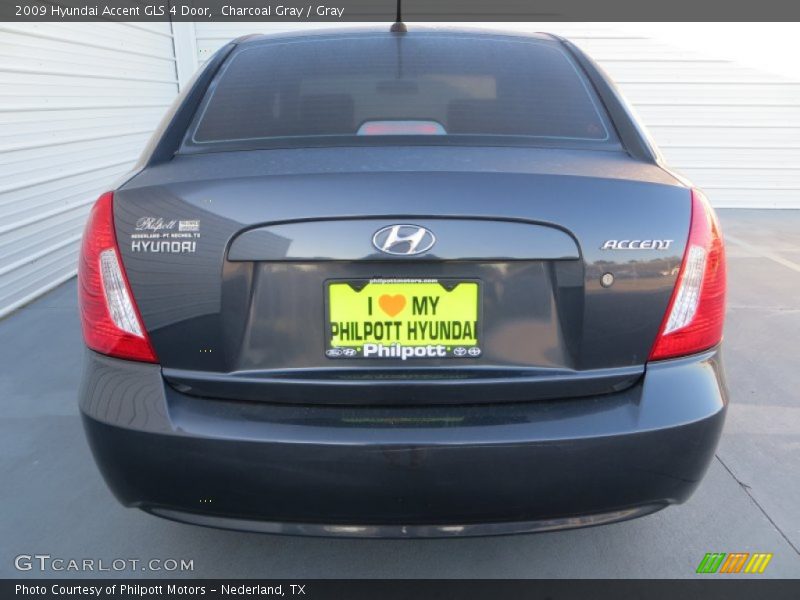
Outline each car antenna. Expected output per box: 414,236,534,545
390,0,407,33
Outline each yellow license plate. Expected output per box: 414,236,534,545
326,278,481,359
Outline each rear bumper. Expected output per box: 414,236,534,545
80,349,727,537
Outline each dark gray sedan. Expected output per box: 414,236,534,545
77,27,727,537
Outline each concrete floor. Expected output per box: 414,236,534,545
1,209,798,578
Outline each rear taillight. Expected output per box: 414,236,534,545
78,192,158,363
649,189,726,361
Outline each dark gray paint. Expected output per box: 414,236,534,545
81,347,726,529
115,147,689,400
80,346,724,441
79,351,172,434
162,364,645,406
228,218,580,262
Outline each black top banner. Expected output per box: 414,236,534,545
3,0,800,22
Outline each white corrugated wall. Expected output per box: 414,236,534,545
193,22,800,209
0,22,180,317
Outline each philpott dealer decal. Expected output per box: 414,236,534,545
131,217,200,253
326,278,482,360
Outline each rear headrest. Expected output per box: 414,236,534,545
300,94,355,134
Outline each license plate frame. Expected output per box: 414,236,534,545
324,278,482,360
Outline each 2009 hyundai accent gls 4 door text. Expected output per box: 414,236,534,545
78,27,727,537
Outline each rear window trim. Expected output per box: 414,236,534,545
181,33,620,153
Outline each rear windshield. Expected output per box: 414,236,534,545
186,33,617,151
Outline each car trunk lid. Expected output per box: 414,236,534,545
115,146,689,405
